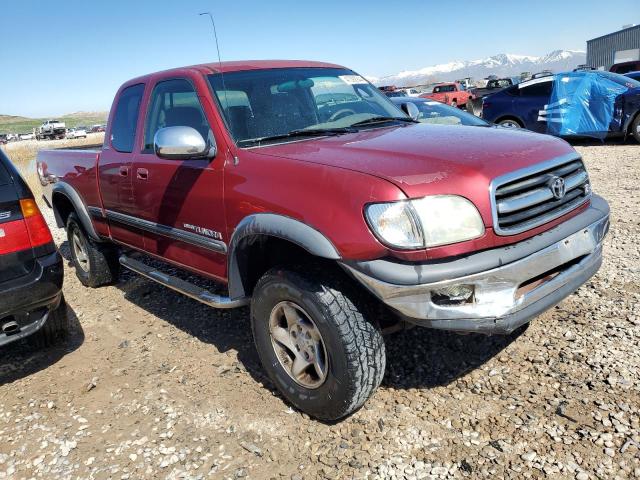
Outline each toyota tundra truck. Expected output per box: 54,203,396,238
36,60,610,421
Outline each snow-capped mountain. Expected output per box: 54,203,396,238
370,50,586,86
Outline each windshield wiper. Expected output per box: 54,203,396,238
238,127,357,147
349,116,419,127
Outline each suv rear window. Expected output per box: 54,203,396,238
0,158,12,186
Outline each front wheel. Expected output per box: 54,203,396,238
251,267,386,421
498,118,522,129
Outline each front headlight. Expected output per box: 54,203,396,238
365,195,484,249
365,201,423,249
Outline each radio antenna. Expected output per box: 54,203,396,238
199,12,228,109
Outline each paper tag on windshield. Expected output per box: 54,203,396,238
339,75,367,85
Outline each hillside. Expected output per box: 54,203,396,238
370,49,587,86
0,111,108,135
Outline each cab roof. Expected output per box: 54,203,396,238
126,60,346,85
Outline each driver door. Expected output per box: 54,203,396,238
131,77,228,280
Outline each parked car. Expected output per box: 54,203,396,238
19,133,35,141
0,134,7,145
610,61,640,75
532,70,553,79
383,90,408,98
66,127,87,139
573,64,597,72
390,97,489,126
38,59,609,421
37,120,66,140
625,71,640,81
0,149,68,348
420,82,473,108
467,77,521,115
90,124,106,133
401,88,422,97
482,71,640,143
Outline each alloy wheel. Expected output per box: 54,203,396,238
268,301,329,389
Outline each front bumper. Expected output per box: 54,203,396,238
0,250,64,347
342,195,610,334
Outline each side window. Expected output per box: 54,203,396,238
0,159,11,186
144,79,212,152
110,84,144,153
519,81,553,97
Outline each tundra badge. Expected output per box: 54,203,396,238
183,223,223,240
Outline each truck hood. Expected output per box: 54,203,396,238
252,123,576,219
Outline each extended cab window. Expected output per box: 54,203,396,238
110,84,144,153
144,79,213,152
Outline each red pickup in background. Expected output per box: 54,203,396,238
420,82,474,108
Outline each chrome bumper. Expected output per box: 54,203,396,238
343,198,609,334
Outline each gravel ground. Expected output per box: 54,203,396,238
0,143,639,480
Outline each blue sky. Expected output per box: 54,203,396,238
0,0,637,117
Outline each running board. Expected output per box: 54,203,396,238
119,255,248,309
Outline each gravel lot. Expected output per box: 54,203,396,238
0,142,638,480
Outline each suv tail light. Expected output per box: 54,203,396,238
0,219,31,255
20,199,53,248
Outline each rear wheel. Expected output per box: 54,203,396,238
498,118,523,129
631,114,640,143
251,266,385,421
29,296,70,348
67,213,119,287
451,100,458,108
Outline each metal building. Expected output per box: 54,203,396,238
587,24,640,70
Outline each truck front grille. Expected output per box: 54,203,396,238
491,155,591,235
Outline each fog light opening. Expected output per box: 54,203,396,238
431,285,475,306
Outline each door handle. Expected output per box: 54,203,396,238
136,168,149,180
119,166,129,177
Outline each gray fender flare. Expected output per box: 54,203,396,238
227,213,341,299
51,182,101,241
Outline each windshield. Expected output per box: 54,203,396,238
207,68,406,146
595,71,640,88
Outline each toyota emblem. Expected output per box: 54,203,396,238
549,176,566,200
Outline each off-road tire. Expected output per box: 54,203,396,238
631,114,640,144
66,213,119,287
251,266,386,421
29,296,70,348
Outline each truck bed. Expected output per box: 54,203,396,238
36,147,103,214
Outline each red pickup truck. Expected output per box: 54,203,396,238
37,60,609,421
420,82,473,108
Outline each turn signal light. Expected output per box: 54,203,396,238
20,199,53,248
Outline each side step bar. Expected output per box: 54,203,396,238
119,255,249,309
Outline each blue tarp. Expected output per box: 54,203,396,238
547,72,628,138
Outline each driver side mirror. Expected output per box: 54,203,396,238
400,102,420,121
154,126,216,160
